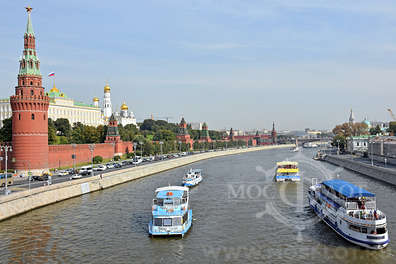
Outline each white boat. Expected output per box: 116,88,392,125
303,142,318,148
148,186,192,237
274,161,300,182
308,179,389,250
182,169,202,187
292,139,300,152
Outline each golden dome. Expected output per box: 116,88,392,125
50,83,59,93
93,97,99,102
121,102,128,111
104,84,111,93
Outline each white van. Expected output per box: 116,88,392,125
79,166,93,175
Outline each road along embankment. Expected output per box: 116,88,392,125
323,155,396,186
0,145,293,222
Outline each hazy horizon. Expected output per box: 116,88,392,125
1,1,396,131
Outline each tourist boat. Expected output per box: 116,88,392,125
274,161,300,182
148,186,193,237
303,142,318,148
182,169,203,187
308,179,389,249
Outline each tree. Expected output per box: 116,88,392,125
332,135,346,151
48,118,57,145
54,118,71,137
93,155,103,164
0,117,12,143
332,122,368,137
389,122,396,135
153,129,176,141
369,125,382,135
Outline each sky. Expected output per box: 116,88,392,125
1,0,396,131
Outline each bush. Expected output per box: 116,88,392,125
113,155,121,161
93,155,103,164
127,152,135,159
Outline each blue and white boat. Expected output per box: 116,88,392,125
148,186,193,237
182,169,202,187
308,179,389,249
275,161,300,182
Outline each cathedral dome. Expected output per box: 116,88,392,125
50,83,59,93
104,84,111,93
121,102,128,111
93,97,99,102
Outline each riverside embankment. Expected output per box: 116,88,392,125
323,154,396,186
0,145,292,222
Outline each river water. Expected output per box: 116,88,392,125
0,148,395,263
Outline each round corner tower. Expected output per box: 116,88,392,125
9,7,50,174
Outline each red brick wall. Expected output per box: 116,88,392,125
48,142,132,169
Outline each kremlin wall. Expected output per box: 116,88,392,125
0,8,276,175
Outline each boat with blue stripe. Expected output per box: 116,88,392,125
182,168,202,187
275,161,300,182
148,186,192,237
308,178,389,249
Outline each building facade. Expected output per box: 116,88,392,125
0,84,103,127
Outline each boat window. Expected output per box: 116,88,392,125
183,212,188,223
349,224,361,232
154,218,162,226
361,227,367,234
154,199,164,206
377,227,387,234
172,217,182,226
163,218,172,226
164,199,174,205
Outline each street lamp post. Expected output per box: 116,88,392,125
88,144,95,177
337,140,340,155
139,141,143,157
72,144,77,173
178,141,182,153
1,145,13,195
159,141,164,156
370,137,374,166
133,142,137,156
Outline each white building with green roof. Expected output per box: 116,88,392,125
0,83,103,128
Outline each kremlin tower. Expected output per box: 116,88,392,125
199,122,212,143
271,122,277,144
10,7,50,174
176,117,194,149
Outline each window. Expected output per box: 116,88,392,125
31,90,34,96
172,217,182,226
30,81,33,85
154,218,162,226
163,218,172,226
183,212,188,224
18,114,21,120
44,114,46,120
31,113,35,120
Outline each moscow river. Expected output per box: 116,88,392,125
0,148,395,263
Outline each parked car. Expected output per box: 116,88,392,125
132,158,143,165
114,162,122,168
79,166,92,175
70,174,82,180
30,175,48,181
56,170,69,176
106,163,115,169
94,165,107,171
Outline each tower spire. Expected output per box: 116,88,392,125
25,6,34,36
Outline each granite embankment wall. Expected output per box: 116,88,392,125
323,155,396,186
0,144,292,222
